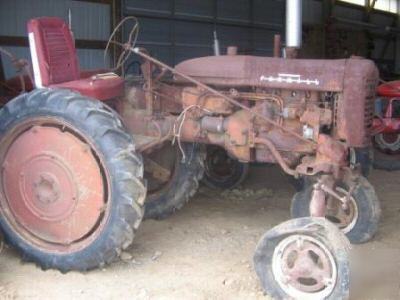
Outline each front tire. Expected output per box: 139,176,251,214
254,217,350,300
0,89,146,271
290,176,380,244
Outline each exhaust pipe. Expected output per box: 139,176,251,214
213,30,220,56
285,0,302,58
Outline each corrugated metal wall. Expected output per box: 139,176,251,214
0,0,110,79
123,0,399,76
1,0,399,78
397,38,400,74
122,0,285,72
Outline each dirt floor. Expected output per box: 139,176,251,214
0,165,399,299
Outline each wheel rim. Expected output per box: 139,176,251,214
205,146,240,182
0,118,110,252
325,187,358,234
272,234,337,299
375,133,400,152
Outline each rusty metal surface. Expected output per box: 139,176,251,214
0,120,107,251
310,181,329,218
334,58,379,147
316,134,347,165
277,235,334,293
300,105,332,127
175,55,348,92
254,137,297,176
123,83,350,177
173,54,379,149
132,48,314,145
226,46,238,56
120,47,379,188
182,87,233,115
285,47,299,59
273,35,281,58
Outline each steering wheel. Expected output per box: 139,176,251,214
104,16,140,71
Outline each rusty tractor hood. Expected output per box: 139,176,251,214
175,55,377,92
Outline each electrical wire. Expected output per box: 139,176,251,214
173,105,212,162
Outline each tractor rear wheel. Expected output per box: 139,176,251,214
374,133,400,154
143,142,204,219
202,145,249,189
0,89,146,272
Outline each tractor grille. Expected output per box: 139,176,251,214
333,93,339,129
364,79,376,143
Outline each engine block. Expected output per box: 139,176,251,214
123,55,378,178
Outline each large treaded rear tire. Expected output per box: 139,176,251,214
0,88,146,272
144,143,204,220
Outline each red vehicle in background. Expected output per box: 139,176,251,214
373,80,400,154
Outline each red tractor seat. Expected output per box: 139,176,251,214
51,73,123,100
27,17,123,101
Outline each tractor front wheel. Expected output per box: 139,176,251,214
0,89,146,272
290,176,380,244
254,217,350,300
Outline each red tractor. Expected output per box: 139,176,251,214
373,80,400,153
0,15,381,299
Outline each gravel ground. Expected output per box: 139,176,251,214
0,164,399,299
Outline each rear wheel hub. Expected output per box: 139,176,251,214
205,147,237,180
1,123,106,247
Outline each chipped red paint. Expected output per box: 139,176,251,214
0,120,108,251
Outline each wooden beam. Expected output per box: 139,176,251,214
0,36,26,47
333,0,397,17
0,35,107,49
76,39,108,49
72,0,113,4
111,0,122,67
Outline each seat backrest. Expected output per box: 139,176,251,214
27,17,79,87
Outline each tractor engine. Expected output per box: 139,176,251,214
123,54,378,178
